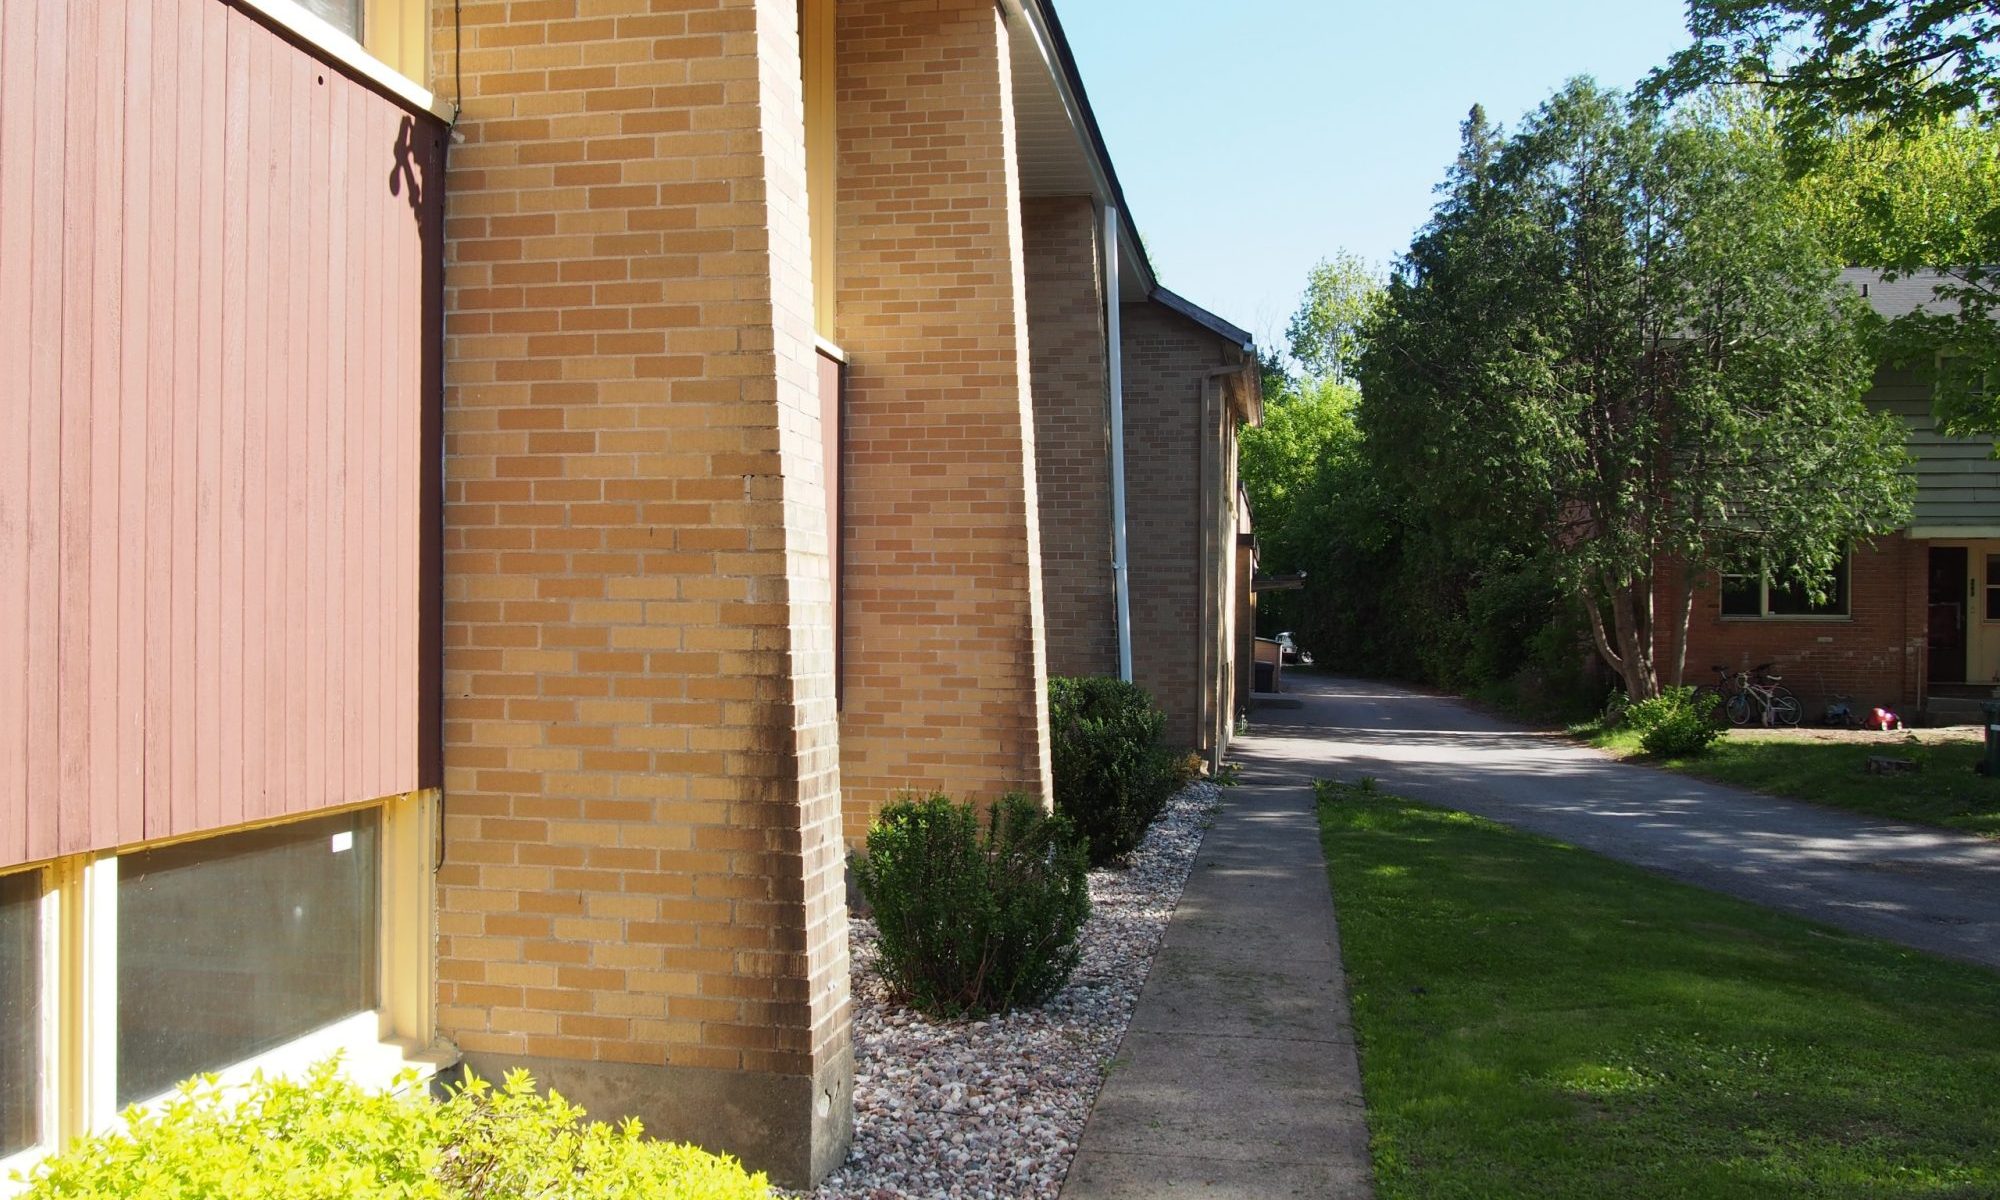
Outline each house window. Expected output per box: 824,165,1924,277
296,0,363,39
0,793,432,1172
1986,555,2000,621
0,871,41,1160
1720,555,1851,619
116,809,380,1106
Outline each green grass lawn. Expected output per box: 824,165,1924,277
1318,781,2000,1200
1587,727,2000,839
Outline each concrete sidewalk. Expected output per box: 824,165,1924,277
1059,734,1375,1198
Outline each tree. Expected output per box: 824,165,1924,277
1646,0,2000,152
1357,80,1913,701
1649,3,2000,437
1284,251,1383,384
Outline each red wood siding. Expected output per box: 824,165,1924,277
0,0,444,867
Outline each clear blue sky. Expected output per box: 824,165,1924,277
1058,0,1694,349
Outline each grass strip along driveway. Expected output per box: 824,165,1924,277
1589,727,2000,840
1317,781,2000,1199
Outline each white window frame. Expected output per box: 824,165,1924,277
0,791,442,1193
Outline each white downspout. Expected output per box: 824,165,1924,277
1105,205,1133,683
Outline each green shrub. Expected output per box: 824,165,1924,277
852,792,1090,1019
1627,685,1724,757
1048,676,1182,866
22,1060,769,1200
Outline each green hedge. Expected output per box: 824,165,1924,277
1625,685,1724,757
22,1061,770,1200
1048,676,1186,866
853,792,1090,1019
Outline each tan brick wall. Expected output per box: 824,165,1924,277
1024,196,1117,681
433,0,849,1180
1122,301,1246,755
832,0,1053,838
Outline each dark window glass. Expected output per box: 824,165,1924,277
117,810,379,1106
0,872,39,1157
1986,556,2000,622
295,0,362,38
1767,557,1850,616
1720,573,1761,617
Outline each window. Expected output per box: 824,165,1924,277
116,810,380,1106
296,0,362,40
0,792,433,1172
0,872,40,1159
1720,555,1851,619
1985,555,2000,621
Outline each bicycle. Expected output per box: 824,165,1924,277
1724,662,1801,727
1691,664,1740,726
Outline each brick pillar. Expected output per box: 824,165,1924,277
1025,196,1117,681
1121,303,1209,753
832,0,1053,838
433,0,851,1184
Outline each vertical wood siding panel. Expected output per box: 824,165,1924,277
417,119,442,791
86,0,126,853
193,0,225,835
263,39,292,820
57,0,96,856
168,0,200,840
302,59,329,816
379,110,399,788
141,0,175,842
351,84,378,802
24,0,67,862
218,12,249,832
0,1,442,865
326,72,350,814
114,0,152,848
0,0,37,864
283,50,309,819
241,28,270,819
395,119,416,782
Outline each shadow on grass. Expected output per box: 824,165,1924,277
1593,729,2000,840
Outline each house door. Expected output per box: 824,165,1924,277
1929,546,1969,685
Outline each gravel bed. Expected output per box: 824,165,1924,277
793,782,1220,1200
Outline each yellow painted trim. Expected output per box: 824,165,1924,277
101,793,394,858
803,0,837,340
380,789,438,1045
68,856,117,1135
364,0,431,94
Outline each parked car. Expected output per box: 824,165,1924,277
1276,632,1300,663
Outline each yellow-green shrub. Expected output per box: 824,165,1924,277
21,1060,770,1200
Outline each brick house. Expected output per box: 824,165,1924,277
0,0,1256,1187
1670,270,2000,720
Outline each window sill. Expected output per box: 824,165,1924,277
121,1009,454,1119
232,0,455,124
1718,615,1853,623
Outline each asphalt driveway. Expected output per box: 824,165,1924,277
1254,673,2000,972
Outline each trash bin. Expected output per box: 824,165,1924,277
1983,701,2000,777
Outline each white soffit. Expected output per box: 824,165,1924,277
1004,0,1152,298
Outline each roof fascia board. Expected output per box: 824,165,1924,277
1149,287,1255,352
